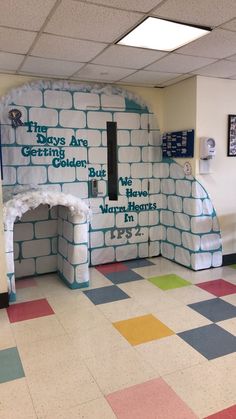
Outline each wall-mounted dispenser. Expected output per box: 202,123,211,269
199,137,216,174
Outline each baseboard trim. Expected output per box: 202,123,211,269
0,292,9,309
222,253,236,266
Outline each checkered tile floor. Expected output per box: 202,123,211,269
1,257,236,418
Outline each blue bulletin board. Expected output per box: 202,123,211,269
162,129,194,158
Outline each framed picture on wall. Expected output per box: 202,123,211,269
227,114,236,156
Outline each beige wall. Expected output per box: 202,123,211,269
163,76,197,173
0,74,41,96
0,74,164,124
196,76,236,255
162,74,236,255
120,84,164,129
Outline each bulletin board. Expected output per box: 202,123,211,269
162,129,194,158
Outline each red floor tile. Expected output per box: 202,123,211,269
7,299,54,323
197,279,236,297
106,378,197,419
96,262,129,274
15,278,37,289
205,404,236,418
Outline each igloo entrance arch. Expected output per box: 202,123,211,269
3,187,90,301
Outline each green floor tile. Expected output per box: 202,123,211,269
0,347,25,384
148,274,191,290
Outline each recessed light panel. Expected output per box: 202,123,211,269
117,17,210,52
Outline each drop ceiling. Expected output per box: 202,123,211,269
2,0,236,87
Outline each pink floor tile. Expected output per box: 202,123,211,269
205,405,236,418
197,279,236,297
106,378,197,419
15,278,37,289
96,262,129,274
7,299,54,323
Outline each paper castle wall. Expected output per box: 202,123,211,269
0,80,222,300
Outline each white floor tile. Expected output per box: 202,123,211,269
217,318,236,336
14,286,45,303
47,292,94,313
165,285,215,305
56,305,110,334
152,305,212,332
0,309,16,350
35,274,73,296
39,397,116,419
26,359,102,417
11,315,66,346
182,266,236,284
118,280,183,311
164,360,236,418
1,257,236,419
69,323,130,359
17,334,80,375
85,347,157,395
97,298,149,322
221,294,236,306
136,335,206,376
0,378,37,418
87,268,113,289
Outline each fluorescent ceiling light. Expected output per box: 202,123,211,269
117,17,210,52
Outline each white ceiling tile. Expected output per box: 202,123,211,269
145,53,217,73
0,52,24,71
0,27,36,54
158,74,194,87
72,64,136,82
191,59,236,77
32,34,107,62
119,70,181,86
92,45,167,69
45,0,142,42
84,0,163,12
153,0,236,27
221,19,236,31
177,29,236,59
0,0,56,31
20,57,84,77
226,54,236,62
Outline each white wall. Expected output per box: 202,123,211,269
196,76,236,255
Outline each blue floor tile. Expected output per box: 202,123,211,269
189,298,236,322
105,270,144,285
124,259,155,269
0,347,25,383
83,285,130,305
178,324,236,360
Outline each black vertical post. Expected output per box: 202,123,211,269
107,121,118,200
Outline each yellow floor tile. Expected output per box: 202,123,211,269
113,314,174,345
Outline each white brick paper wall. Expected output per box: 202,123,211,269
2,82,223,292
